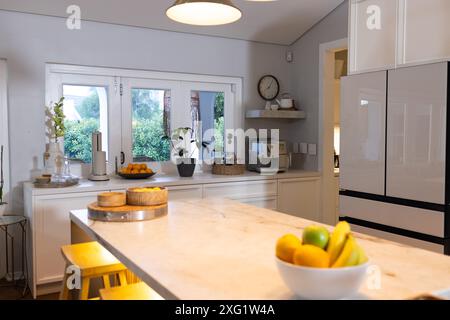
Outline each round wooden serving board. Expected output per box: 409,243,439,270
87,202,168,222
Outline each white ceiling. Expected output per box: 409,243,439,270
0,0,344,45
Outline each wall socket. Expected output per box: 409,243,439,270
286,51,294,63
308,144,317,156
293,143,299,154
299,143,308,154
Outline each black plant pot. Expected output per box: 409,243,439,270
176,158,196,177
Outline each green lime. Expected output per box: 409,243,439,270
302,225,330,250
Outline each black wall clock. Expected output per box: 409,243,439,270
258,75,280,101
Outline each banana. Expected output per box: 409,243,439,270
356,244,368,265
331,234,360,268
327,221,351,265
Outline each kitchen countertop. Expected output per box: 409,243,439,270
24,170,320,196
70,198,450,300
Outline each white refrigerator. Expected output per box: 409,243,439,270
340,62,449,255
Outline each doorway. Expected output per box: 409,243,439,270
318,39,348,225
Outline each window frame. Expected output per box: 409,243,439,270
46,72,122,171
121,77,181,164
122,80,236,170
0,59,9,213
46,64,243,174
182,81,233,160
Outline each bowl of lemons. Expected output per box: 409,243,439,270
118,163,156,179
275,221,369,300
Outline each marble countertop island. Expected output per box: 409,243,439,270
70,199,450,300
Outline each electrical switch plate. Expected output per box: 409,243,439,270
286,51,294,63
308,144,317,156
300,143,308,154
293,143,299,154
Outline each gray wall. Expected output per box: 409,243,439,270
288,1,349,170
0,3,349,278
0,10,292,216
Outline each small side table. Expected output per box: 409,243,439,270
0,215,29,296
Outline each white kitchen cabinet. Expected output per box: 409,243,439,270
238,196,278,210
277,178,320,222
203,180,277,209
203,180,277,198
386,63,447,204
349,0,398,73
340,71,386,195
167,185,203,201
25,191,98,297
400,0,450,65
349,0,450,73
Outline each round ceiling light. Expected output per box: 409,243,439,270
166,0,242,26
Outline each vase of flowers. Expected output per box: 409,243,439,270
45,97,65,178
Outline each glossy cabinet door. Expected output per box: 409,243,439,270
349,224,444,254
401,0,450,64
340,71,387,195
349,0,397,73
340,196,445,237
386,63,448,204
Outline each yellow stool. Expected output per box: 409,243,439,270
60,241,128,300
100,282,164,300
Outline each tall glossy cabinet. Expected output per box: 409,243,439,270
349,0,450,73
349,0,397,72
386,63,448,204
340,71,387,195
400,0,450,65
340,62,450,255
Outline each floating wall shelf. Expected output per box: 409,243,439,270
245,109,306,119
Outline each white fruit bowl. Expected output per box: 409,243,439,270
276,257,369,300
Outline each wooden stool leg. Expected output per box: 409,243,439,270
79,277,90,300
59,264,70,300
102,274,111,289
118,271,128,286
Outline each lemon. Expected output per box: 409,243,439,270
276,234,302,263
293,245,330,268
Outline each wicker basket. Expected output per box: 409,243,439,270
97,192,126,207
126,187,168,206
212,164,246,176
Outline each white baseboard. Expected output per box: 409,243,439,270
36,281,61,298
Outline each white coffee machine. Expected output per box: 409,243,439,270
89,131,109,181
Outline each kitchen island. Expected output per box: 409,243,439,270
25,170,322,298
70,198,450,300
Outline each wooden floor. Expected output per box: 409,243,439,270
0,279,58,300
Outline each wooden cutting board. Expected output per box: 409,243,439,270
87,202,168,222
88,202,167,212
